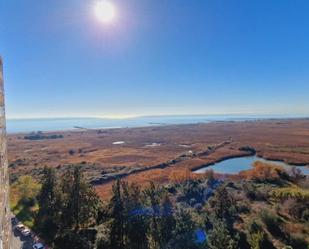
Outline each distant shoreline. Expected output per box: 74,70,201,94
7,116,309,135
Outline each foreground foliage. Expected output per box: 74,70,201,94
10,175,41,228
12,163,309,249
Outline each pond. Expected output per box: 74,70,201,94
193,156,309,175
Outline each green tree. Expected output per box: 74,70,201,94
168,207,199,249
145,182,161,249
59,167,74,231
109,179,125,249
122,182,149,249
54,231,92,249
35,167,62,242
209,185,235,223
145,183,178,249
35,166,101,247
247,220,275,249
65,166,101,231
159,193,176,248
12,175,41,204
207,218,237,249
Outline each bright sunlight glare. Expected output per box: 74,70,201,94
94,1,116,23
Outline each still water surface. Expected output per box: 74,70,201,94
193,156,309,175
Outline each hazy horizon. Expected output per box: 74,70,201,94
6,113,309,134
6,112,309,121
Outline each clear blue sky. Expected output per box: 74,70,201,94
1,0,309,118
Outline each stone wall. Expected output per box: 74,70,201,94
0,57,10,249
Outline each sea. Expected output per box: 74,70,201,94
6,114,308,134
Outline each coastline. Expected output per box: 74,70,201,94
7,116,309,135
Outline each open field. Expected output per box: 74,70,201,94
7,119,309,198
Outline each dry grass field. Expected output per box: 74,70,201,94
7,119,309,198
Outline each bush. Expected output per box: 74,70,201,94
281,198,309,221
207,218,237,249
287,234,308,249
208,185,236,223
271,186,309,201
243,182,257,200
288,167,305,183
11,175,41,203
241,162,288,184
260,210,286,239
255,184,272,201
247,220,275,249
69,149,76,155
203,169,215,184
10,176,41,228
179,180,205,205
54,231,93,249
24,132,63,140
301,208,309,221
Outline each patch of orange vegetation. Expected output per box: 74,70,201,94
95,167,198,199
169,167,194,184
283,222,309,236
239,161,286,181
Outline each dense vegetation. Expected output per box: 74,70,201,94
24,131,63,140
11,162,309,249
10,175,41,227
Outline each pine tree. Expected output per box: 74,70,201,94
123,182,149,249
159,193,176,248
109,179,125,249
207,218,237,249
36,167,62,242
62,167,100,231
209,185,235,224
145,182,161,249
168,207,199,249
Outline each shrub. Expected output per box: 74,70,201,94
179,180,205,205
249,231,274,249
203,169,215,183
243,182,257,200
271,186,309,201
241,161,288,184
207,218,237,249
209,185,236,222
168,207,200,249
260,210,286,239
54,231,93,249
247,220,275,249
194,203,203,212
69,149,76,155
301,208,309,221
255,184,273,201
286,234,308,249
169,168,193,184
280,198,309,221
24,132,63,140
288,167,305,183
11,175,41,204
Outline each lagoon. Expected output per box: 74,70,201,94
193,156,309,175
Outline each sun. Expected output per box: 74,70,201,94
94,1,116,23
